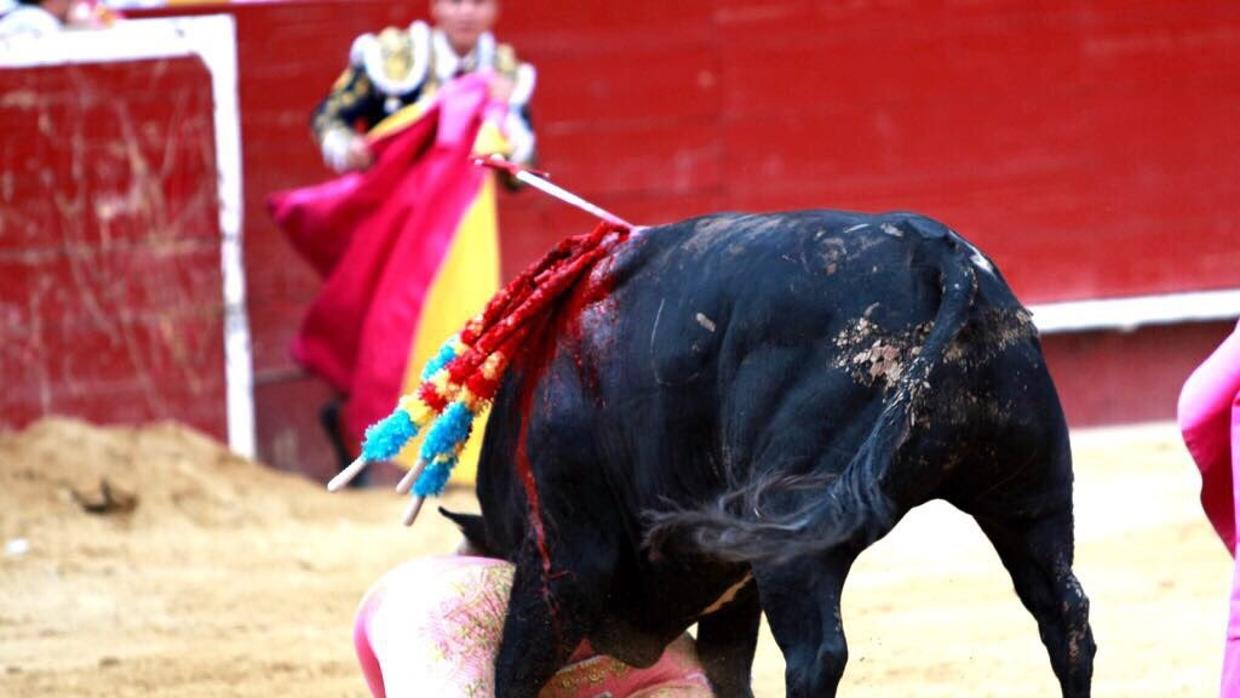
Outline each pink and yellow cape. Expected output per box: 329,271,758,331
269,74,508,481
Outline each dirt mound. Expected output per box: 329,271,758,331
1,417,332,529
0,418,474,698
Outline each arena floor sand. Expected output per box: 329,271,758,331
0,418,1229,696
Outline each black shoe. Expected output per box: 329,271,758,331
319,399,367,488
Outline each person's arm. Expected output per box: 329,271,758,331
310,64,378,173
502,62,537,166
489,43,537,168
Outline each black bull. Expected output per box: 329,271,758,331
442,211,1096,697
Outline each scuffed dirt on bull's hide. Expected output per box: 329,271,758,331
831,315,932,390
943,307,1038,367
819,237,848,276
830,307,1038,395
936,391,1017,433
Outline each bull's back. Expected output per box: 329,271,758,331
611,210,1023,358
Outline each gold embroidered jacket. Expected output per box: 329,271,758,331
311,20,536,164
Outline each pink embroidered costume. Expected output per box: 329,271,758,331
354,556,714,697
1177,318,1240,696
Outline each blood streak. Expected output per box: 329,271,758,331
508,226,632,615
561,228,632,403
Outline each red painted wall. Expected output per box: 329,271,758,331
0,58,228,438
502,1,1240,303
8,2,1240,477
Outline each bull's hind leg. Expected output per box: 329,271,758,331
696,580,761,698
977,509,1095,697
753,551,856,698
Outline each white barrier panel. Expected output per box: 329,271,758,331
1030,288,1240,334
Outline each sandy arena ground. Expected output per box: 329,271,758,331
0,417,1230,696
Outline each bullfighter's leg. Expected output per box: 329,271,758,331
977,510,1095,697
493,544,592,698
753,551,855,698
695,580,761,698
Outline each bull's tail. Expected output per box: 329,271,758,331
644,230,979,565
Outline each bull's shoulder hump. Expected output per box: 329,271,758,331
645,210,882,256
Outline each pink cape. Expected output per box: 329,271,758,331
1177,318,1240,697
354,556,714,698
1177,319,1240,553
268,76,494,446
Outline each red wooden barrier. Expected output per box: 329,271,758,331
6,1,1239,478
0,57,227,437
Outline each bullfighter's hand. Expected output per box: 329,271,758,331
343,137,373,172
488,74,516,104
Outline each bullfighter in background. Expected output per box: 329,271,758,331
271,0,534,485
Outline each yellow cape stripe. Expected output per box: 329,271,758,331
394,172,501,484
